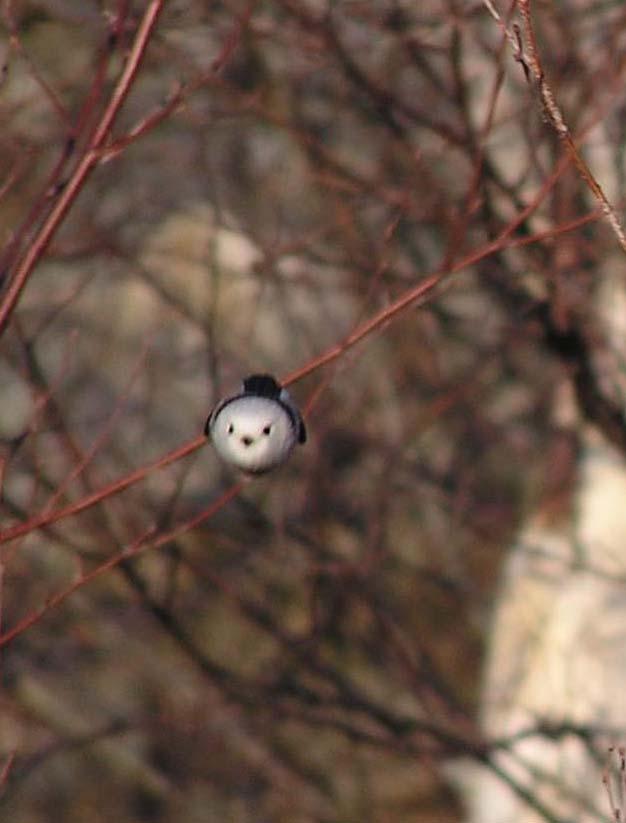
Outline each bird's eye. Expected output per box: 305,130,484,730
227,423,234,435
262,425,272,436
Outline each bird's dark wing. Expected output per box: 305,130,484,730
298,418,307,444
204,406,216,436
204,397,232,436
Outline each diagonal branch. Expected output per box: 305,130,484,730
0,0,166,338
482,0,626,255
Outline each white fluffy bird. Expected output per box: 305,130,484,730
205,374,306,474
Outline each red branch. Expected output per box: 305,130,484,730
0,0,166,338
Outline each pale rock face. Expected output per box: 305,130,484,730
462,438,626,823
457,236,626,823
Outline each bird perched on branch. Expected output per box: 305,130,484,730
205,374,306,474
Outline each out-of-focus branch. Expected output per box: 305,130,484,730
0,0,166,338
0,435,205,545
0,155,598,547
0,480,243,648
482,0,626,254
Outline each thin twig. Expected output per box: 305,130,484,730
0,481,244,648
0,751,15,793
0,148,594,547
0,436,205,545
0,1,166,338
482,0,626,255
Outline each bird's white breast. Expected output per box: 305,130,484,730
210,396,296,473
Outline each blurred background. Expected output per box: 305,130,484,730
1,1,626,821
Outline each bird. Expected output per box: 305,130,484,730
205,374,306,474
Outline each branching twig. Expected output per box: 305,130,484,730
482,0,626,254
0,480,243,648
0,0,166,338
604,746,626,822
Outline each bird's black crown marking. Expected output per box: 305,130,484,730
242,374,282,399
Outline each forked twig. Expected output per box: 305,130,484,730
604,746,626,821
0,481,244,649
482,0,626,255
0,1,166,337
